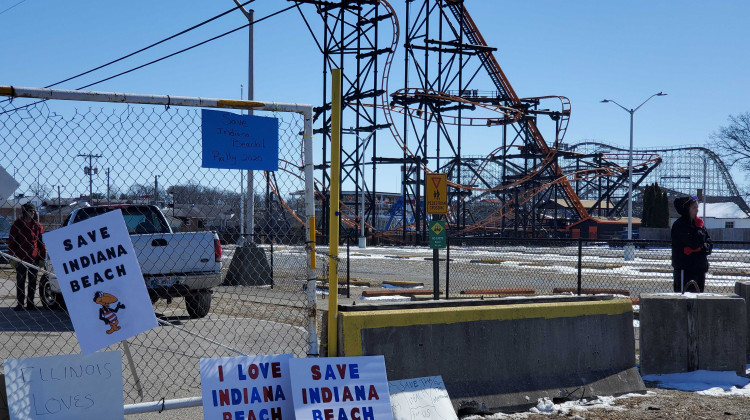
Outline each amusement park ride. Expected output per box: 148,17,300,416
288,0,741,242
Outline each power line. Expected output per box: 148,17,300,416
0,4,298,116
0,0,27,16
0,0,255,105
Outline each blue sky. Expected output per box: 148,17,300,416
2,0,749,194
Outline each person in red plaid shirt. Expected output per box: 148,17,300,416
8,202,46,310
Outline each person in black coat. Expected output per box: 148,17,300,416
671,196,712,293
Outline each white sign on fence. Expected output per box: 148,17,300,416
44,210,158,354
289,356,393,420
200,354,294,420
0,165,19,201
3,351,124,420
388,376,457,420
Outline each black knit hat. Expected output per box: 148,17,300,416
673,196,696,217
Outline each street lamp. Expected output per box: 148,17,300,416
601,92,667,260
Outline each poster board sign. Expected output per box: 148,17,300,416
44,210,158,354
199,354,294,420
425,173,447,215
0,165,20,201
388,376,457,420
3,351,124,420
201,109,279,171
290,356,393,420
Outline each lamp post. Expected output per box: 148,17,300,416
601,92,667,261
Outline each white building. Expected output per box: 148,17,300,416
670,201,750,229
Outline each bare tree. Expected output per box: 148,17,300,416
126,183,166,201
29,182,53,200
711,112,750,172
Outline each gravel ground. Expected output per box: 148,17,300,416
500,387,750,419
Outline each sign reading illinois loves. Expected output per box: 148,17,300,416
3,351,124,420
289,356,393,420
200,354,294,420
44,210,158,354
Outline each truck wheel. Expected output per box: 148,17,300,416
185,292,211,318
40,275,65,310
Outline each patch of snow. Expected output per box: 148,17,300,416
462,393,653,419
642,369,750,393
649,292,729,298
360,295,412,301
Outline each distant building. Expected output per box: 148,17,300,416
668,201,750,229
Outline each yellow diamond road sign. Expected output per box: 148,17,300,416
431,222,443,235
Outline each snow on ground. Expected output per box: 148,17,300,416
642,368,750,394
459,367,750,418
358,295,412,301
462,393,654,419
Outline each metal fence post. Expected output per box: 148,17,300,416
346,235,351,299
577,238,583,295
446,238,450,299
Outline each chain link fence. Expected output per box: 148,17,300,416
0,88,316,404
446,237,750,299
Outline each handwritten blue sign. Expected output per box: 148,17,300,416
201,109,279,171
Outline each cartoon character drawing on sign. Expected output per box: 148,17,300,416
93,291,126,334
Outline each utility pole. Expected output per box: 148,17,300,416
107,168,111,205
77,153,102,202
154,175,160,205
58,185,62,227
232,0,255,242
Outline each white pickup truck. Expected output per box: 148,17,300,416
41,205,222,318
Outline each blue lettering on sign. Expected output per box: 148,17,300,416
201,109,279,171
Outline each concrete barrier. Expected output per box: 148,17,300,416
222,243,272,286
733,281,750,360
335,296,643,414
640,293,746,375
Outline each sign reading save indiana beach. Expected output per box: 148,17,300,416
201,109,279,171
199,354,294,420
3,351,124,420
289,356,393,420
44,210,158,354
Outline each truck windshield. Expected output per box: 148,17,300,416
73,207,170,234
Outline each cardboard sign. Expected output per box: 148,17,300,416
44,210,158,354
0,165,20,201
202,109,279,171
425,173,447,215
388,376,457,420
290,356,393,420
3,351,124,420
200,354,294,420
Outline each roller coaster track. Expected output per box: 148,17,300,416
569,142,748,212
464,153,663,233
442,0,589,221
293,1,667,235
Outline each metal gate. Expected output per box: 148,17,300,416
0,86,317,404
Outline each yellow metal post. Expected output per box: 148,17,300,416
328,69,342,356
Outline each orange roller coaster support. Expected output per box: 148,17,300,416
445,1,590,222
